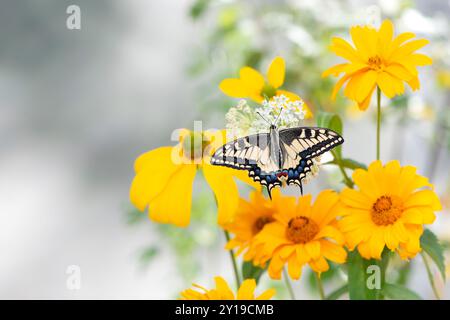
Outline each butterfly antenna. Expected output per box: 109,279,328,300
274,107,284,126
256,111,271,125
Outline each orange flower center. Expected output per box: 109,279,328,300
371,195,404,226
252,216,275,234
367,55,384,71
286,216,319,243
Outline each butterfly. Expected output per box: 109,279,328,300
210,115,344,199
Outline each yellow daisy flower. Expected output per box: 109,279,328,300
130,129,257,227
180,276,275,300
250,190,347,280
323,19,432,110
219,56,312,118
339,160,442,260
224,190,287,262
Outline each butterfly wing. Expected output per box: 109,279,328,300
210,133,283,193
210,133,270,170
278,127,344,188
210,127,344,198
279,127,344,160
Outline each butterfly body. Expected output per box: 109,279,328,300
211,125,343,198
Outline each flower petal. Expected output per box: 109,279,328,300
219,79,250,98
148,164,197,227
203,164,242,225
309,256,329,273
385,64,414,81
287,253,303,279
390,39,429,61
378,19,394,55
215,276,235,299
267,56,285,88
240,67,265,93
256,289,276,300
320,240,347,263
130,147,178,211
330,37,362,62
237,279,256,300
305,241,321,260
355,70,377,103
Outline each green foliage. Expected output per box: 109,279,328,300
420,229,446,281
189,0,210,20
242,261,265,284
139,246,159,268
125,205,146,225
316,112,343,158
347,251,375,300
326,284,348,300
324,158,367,170
382,283,422,300
306,262,340,292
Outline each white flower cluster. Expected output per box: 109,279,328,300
225,94,307,139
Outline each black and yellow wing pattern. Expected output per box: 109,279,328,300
210,127,344,198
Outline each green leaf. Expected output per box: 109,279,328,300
326,284,348,300
323,158,367,170
382,283,422,300
189,0,210,19
338,158,367,170
242,261,265,284
316,112,343,157
347,251,378,300
420,229,446,281
139,246,159,267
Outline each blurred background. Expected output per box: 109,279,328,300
0,0,449,299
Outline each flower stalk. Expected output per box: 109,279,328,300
314,272,326,300
376,87,381,161
224,230,241,289
283,268,296,300
421,252,441,300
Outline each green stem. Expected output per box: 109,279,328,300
223,231,241,289
421,252,441,300
282,268,296,300
315,272,325,300
376,250,390,300
376,87,381,161
331,150,354,188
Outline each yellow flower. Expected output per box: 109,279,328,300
224,190,285,261
249,190,347,280
180,276,275,300
339,160,442,260
323,19,432,110
219,56,312,118
130,129,257,227
437,70,450,89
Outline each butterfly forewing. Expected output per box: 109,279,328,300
210,133,270,169
279,127,344,160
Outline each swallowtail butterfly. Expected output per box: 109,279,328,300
211,121,344,199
